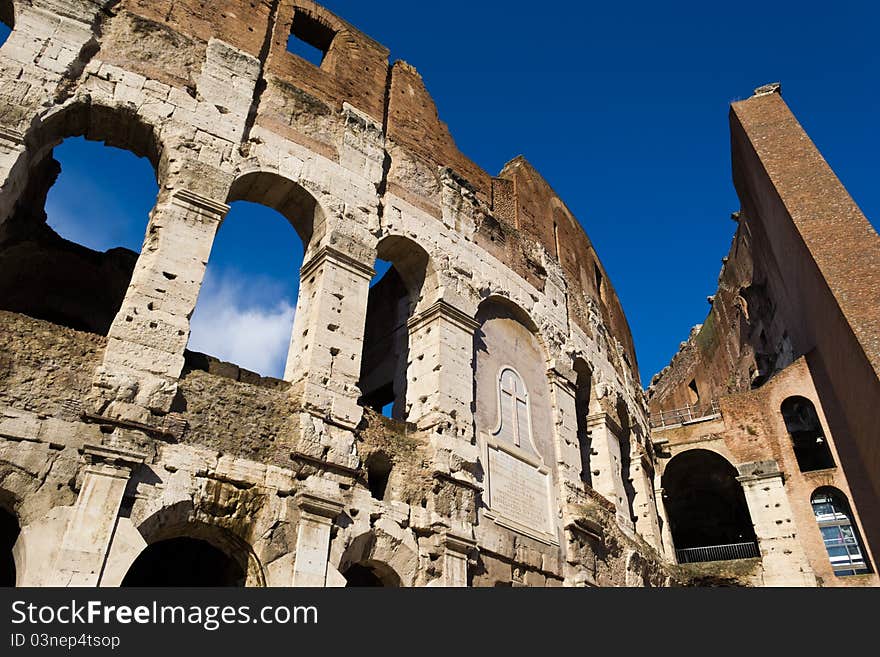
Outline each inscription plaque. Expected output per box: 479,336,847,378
486,443,553,536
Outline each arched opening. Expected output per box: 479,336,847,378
0,2,12,47
121,537,245,587
342,561,400,587
0,505,20,587
358,236,431,420
781,396,835,472
811,487,870,576
0,105,160,335
365,452,392,501
662,449,758,563
186,172,318,380
573,358,593,485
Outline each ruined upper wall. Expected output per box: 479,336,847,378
75,0,638,377
649,85,880,559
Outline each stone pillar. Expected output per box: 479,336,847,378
0,127,27,230
628,446,663,551
737,461,816,586
547,365,586,490
586,412,632,529
94,189,227,422
441,531,476,587
285,245,374,430
406,300,479,436
655,486,676,558
291,491,345,587
51,444,145,587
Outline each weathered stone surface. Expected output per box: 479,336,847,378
0,1,872,588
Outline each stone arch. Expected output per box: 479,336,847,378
0,99,167,334
332,523,418,587
225,169,329,251
478,294,544,344
358,235,435,418
661,449,757,561
120,501,266,587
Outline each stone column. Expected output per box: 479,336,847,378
406,300,479,436
285,245,374,430
628,446,663,551
546,365,585,490
291,491,345,587
94,189,228,421
441,531,476,587
737,461,816,586
0,127,27,231
586,412,632,529
51,444,145,587
655,486,677,558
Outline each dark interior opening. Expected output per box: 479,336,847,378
594,262,604,300
343,562,399,587
365,452,392,501
359,262,410,419
781,397,835,472
0,507,20,587
121,537,245,587
687,378,700,405
662,449,757,550
287,10,336,67
573,359,592,485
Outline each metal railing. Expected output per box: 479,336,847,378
650,399,721,429
675,541,760,564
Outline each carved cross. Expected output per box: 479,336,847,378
500,370,529,448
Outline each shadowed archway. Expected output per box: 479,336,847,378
121,537,245,587
661,449,756,556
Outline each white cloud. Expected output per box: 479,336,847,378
188,270,296,379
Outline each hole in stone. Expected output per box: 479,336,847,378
286,9,336,68
366,452,392,501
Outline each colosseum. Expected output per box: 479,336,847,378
0,1,876,587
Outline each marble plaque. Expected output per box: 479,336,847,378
487,444,552,535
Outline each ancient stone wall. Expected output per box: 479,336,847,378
0,0,663,587
649,85,880,587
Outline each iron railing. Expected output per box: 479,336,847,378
650,399,721,429
675,541,760,564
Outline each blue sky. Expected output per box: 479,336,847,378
3,2,877,383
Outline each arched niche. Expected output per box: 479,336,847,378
661,449,757,559
474,296,553,461
473,296,556,540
